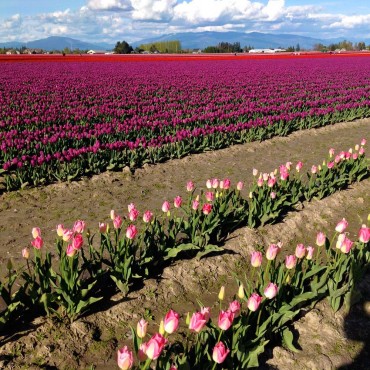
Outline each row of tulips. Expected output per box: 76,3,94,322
2,57,370,191
116,219,370,369
0,140,368,328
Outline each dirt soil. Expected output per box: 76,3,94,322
0,119,369,369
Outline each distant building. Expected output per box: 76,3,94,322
87,49,111,54
248,48,286,54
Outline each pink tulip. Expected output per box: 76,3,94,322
189,312,207,333
285,255,297,269
202,203,212,215
340,237,354,254
143,210,153,223
266,243,280,261
128,208,139,221
306,246,315,260
110,209,116,220
72,234,83,250
145,333,167,360
192,199,199,210
252,168,258,176
117,346,134,370
200,306,211,322
236,181,244,191
360,138,366,146
56,224,65,237
99,222,108,233
66,244,77,257
285,161,292,170
22,247,30,259
186,181,194,192
311,165,317,174
352,153,358,160
62,229,73,242
329,148,335,157
316,232,326,246
296,161,303,172
212,342,230,364
257,177,264,187
228,300,241,317
218,310,234,330
31,227,41,239
358,224,370,243
206,179,212,189
219,180,224,189
295,243,306,259
174,196,182,208
163,309,180,334
336,233,346,249
113,215,123,229
267,177,276,187
126,225,138,240
327,161,335,169
335,218,348,233
211,178,219,189
270,191,276,199
162,201,170,213
251,251,263,267
31,236,43,250
205,191,214,202
73,220,85,234
247,293,262,312
264,283,279,299
359,147,365,155
262,173,269,181
137,319,148,339
170,366,177,370
138,343,147,361
222,178,231,190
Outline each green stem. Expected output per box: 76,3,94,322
141,358,152,370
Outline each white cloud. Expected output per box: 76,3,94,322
3,14,22,30
87,0,132,11
326,14,370,29
131,0,177,21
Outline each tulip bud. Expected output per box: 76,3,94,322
159,320,165,335
22,247,30,259
218,286,225,301
185,312,190,326
238,284,245,299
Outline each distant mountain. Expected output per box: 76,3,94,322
133,31,365,50
0,36,114,51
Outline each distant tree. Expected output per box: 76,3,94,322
357,41,366,50
134,46,144,53
286,46,295,52
313,43,326,52
114,41,133,54
296,43,301,52
149,44,158,53
243,45,254,52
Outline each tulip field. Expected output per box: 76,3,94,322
0,54,369,369
1,54,370,191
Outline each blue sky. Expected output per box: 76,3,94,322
1,0,370,44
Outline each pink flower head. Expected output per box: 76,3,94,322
145,333,167,360
128,208,139,222
334,155,341,163
252,168,258,176
202,203,212,215
205,191,214,202
358,224,370,243
62,229,73,242
335,218,348,233
117,346,134,370
251,251,263,267
99,222,108,233
285,255,297,269
285,161,292,170
200,306,211,322
360,138,366,146
236,181,244,191
113,215,123,229
162,201,170,213
174,196,182,208
247,293,262,312
306,246,315,260
73,220,85,234
359,147,365,155
329,148,335,157
189,312,207,333
267,177,276,188
192,199,200,210
163,309,180,334
327,161,334,169
264,283,279,299
352,153,358,160
72,234,83,250
31,227,41,239
127,203,136,212
257,177,264,187
340,237,354,254
143,210,153,223
311,165,317,174
22,247,30,259
137,319,148,339
316,232,326,247
296,161,303,172
212,342,230,364
262,173,269,181
222,178,231,190
31,236,43,250
336,233,346,249
186,181,195,192
211,178,219,189
170,366,178,370
206,179,212,189
228,300,241,317
270,191,276,199
266,243,280,261
218,310,234,330
56,224,65,237
295,243,306,259
126,225,138,240
66,244,77,257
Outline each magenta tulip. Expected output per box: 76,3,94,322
202,203,212,215
31,236,43,249
218,310,234,330
174,196,182,208
143,210,153,223
335,218,348,233
72,234,83,250
145,333,167,360
113,215,123,229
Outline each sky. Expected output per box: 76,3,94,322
1,0,370,44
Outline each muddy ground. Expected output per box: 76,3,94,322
0,119,369,369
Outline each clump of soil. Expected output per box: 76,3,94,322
0,119,369,369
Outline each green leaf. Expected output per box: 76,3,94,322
196,245,224,260
282,327,300,353
164,243,200,260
